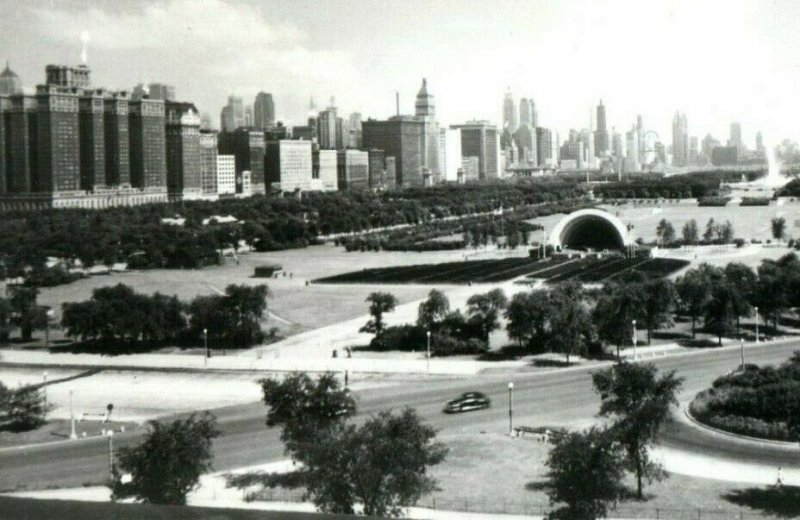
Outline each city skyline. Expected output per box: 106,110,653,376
1,0,799,149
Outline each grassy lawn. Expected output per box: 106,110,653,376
427,432,783,518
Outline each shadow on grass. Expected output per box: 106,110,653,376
226,470,306,490
677,338,721,348
651,331,690,341
723,485,800,517
532,358,573,368
478,345,528,361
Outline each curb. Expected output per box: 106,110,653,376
681,404,800,449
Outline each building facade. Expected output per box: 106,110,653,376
199,130,218,198
363,116,425,187
253,92,275,130
265,139,316,192
451,121,499,179
336,149,369,190
218,128,266,194
217,154,236,195
129,98,167,189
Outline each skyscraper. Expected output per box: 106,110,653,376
452,121,499,178
729,122,744,156
756,131,764,154
129,98,167,189
519,98,532,127
36,67,82,193
220,95,245,132
0,62,22,95
199,130,218,198
148,83,176,101
502,90,517,131
362,116,425,187
218,128,266,194
415,78,440,178
0,96,8,194
594,100,609,156
253,92,275,130
317,98,338,149
671,112,689,167
348,112,363,148
165,101,202,200
625,127,640,173
103,92,132,186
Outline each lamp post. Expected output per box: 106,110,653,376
426,330,431,373
632,320,637,361
69,390,77,440
740,338,745,371
42,371,48,412
754,306,759,343
203,328,209,366
508,382,514,437
107,430,115,482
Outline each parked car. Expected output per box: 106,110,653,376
443,392,491,414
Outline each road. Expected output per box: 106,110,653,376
2,339,799,492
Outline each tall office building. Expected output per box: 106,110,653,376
0,96,8,194
594,100,609,156
103,92,131,186
414,79,440,179
337,149,369,190
519,98,533,127
253,92,275,130
6,95,37,193
535,127,554,167
317,99,338,149
79,90,106,189
729,122,744,155
218,128,266,194
756,131,764,154
348,112,363,148
625,127,640,173
265,139,314,192
148,83,175,101
451,121,499,179
36,69,82,193
129,98,167,189
199,130,218,198
612,130,623,158
689,136,699,165
217,155,236,195
438,128,447,182
636,115,646,167
314,148,338,191
502,90,517,131
672,112,689,167
335,117,346,149
368,149,386,189
220,95,245,132
363,116,425,187
701,133,720,159
0,62,22,95
165,101,202,200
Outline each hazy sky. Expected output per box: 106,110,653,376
2,0,799,147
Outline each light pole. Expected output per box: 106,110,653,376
632,320,637,361
508,382,514,437
107,430,115,482
69,390,77,440
740,338,745,371
754,306,759,343
203,328,209,366
426,330,431,373
42,371,48,412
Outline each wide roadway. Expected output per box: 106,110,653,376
2,339,800,492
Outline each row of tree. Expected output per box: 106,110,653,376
0,286,48,343
0,180,587,285
655,216,789,247
61,283,270,350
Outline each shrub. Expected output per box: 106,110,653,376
698,197,730,207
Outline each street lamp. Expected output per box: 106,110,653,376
508,382,514,437
740,338,745,371
632,320,637,361
426,330,431,373
203,328,209,366
69,390,77,440
107,429,115,483
754,306,759,343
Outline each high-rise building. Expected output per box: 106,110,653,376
253,92,275,130
218,128,266,194
103,92,131,186
199,130,218,198
625,127,640,173
317,100,338,149
756,131,764,154
671,112,689,166
594,100,609,156
148,83,175,101
636,115,646,167
216,154,236,195
314,148,338,191
363,116,425,187
712,146,738,166
220,95,245,132
265,139,314,192
384,156,397,189
438,128,447,182
701,133,720,160
729,122,744,156
244,105,253,127
0,62,22,95
129,98,167,189
165,101,202,200
451,121,499,178
414,79,440,179
348,112,362,148
513,125,535,165
36,70,82,193
689,136,699,164
79,91,105,189
337,149,369,190
519,98,533,127
335,117,346,149
6,94,37,193
367,149,386,189
612,130,623,159
535,127,553,167
0,96,8,194
502,90,517,131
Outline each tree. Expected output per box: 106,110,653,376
676,266,713,338
304,409,447,517
592,362,683,499
718,220,735,244
723,263,756,335
112,413,220,505
655,219,676,246
0,297,12,343
543,427,624,520
0,382,51,431
593,281,643,355
505,290,550,350
703,218,717,243
771,217,787,241
223,284,270,348
466,288,508,342
9,286,47,342
681,219,699,245
416,289,450,332
260,372,355,458
360,292,398,336
640,279,677,345
705,271,738,345
547,283,595,363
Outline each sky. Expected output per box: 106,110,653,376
2,0,800,148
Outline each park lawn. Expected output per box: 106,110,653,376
428,432,777,518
